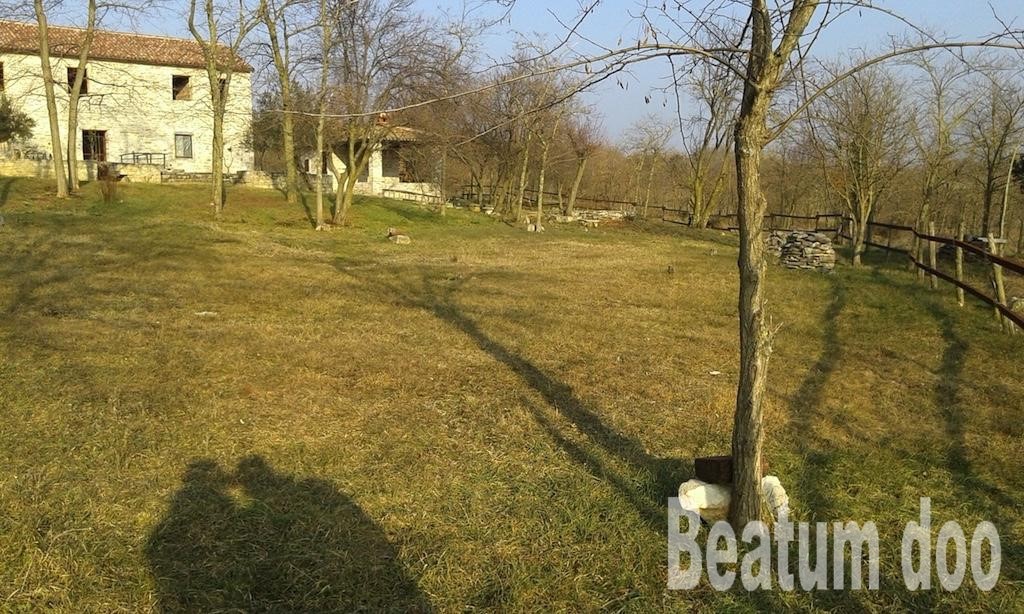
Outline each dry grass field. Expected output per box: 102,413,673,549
1,177,1022,611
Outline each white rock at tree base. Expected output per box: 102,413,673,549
678,480,732,522
677,475,790,523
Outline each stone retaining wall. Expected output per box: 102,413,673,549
0,158,164,183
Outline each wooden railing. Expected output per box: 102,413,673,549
119,152,167,166
834,218,1023,332
691,209,1022,333
382,187,442,205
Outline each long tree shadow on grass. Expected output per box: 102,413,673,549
334,260,690,534
146,456,432,613
868,267,1022,585
0,176,18,209
925,299,1022,583
426,286,689,533
787,276,846,519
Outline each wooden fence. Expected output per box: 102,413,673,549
666,206,1023,334
461,185,639,211
835,218,1023,333
455,187,1021,332
381,187,443,205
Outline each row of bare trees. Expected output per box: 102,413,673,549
480,55,1024,259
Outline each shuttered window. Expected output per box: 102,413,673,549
174,134,193,159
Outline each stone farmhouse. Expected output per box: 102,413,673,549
0,20,253,182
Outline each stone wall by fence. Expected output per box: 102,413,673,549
236,170,332,192
0,158,56,179
160,170,239,184
118,163,162,183
237,170,278,190
0,158,163,183
3,160,402,195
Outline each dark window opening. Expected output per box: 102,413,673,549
381,145,401,179
82,130,106,161
174,133,193,159
218,78,227,98
67,67,88,95
172,75,191,100
321,151,329,175
0,63,5,93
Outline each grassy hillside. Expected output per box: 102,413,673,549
1,177,1021,611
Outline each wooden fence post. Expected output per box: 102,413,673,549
955,223,965,308
988,233,1010,333
928,222,938,289
914,228,924,278
1018,218,1023,256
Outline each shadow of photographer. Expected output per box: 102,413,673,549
146,455,432,612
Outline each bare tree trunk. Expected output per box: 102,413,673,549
266,39,299,203
66,95,80,190
852,217,868,266
729,0,819,530
340,175,356,223
188,0,254,217
514,134,532,223
981,181,995,237
731,116,771,530
566,156,587,217
326,154,347,224
332,134,373,225
34,0,68,198
851,196,873,266
281,90,298,204
260,1,299,207
643,157,656,217
999,144,1020,238
332,139,355,225
692,174,707,228
314,0,332,230
314,128,326,229
439,149,447,216
211,103,226,215
535,121,558,229
66,0,97,192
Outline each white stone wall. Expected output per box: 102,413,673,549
0,52,253,175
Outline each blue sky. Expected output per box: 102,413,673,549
68,1,1024,140
428,0,1024,141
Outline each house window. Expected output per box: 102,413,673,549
82,130,106,161
0,63,5,93
381,145,402,178
172,75,191,100
67,67,88,95
218,78,227,98
174,133,193,159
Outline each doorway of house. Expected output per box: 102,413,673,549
82,130,106,162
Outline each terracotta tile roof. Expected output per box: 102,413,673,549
384,126,420,142
0,20,252,72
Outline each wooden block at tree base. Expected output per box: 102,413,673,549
694,455,766,485
694,456,733,484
